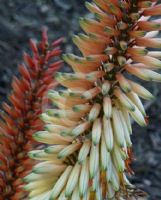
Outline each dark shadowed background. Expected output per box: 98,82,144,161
0,1,161,199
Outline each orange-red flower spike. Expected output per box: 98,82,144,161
0,28,63,199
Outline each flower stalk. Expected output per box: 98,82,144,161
27,1,161,199
0,28,63,200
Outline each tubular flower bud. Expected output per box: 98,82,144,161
0,29,63,199
27,1,161,199
88,103,101,122
92,118,102,145
116,73,131,93
103,96,112,119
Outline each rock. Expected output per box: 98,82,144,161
53,0,72,11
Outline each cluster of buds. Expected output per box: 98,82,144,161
0,28,63,199
26,1,161,200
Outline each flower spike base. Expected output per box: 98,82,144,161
28,1,161,200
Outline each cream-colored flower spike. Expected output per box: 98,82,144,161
25,0,161,199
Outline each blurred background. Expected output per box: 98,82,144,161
0,1,161,199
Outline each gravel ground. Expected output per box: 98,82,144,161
0,1,161,199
